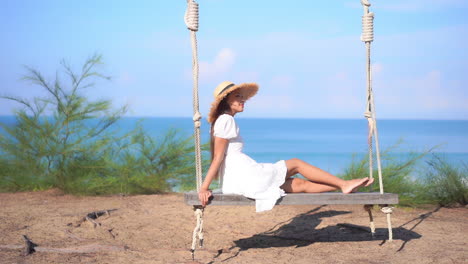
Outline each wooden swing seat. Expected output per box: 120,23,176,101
184,191,399,206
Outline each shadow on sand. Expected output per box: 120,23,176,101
213,205,434,262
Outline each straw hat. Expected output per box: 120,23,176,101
207,81,259,123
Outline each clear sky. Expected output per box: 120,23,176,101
1,0,467,119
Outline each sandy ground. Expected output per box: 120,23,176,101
0,189,467,264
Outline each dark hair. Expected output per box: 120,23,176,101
210,95,231,162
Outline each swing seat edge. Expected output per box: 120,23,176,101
184,191,399,206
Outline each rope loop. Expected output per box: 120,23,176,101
361,0,371,14
185,0,199,31
381,206,394,214
381,206,394,242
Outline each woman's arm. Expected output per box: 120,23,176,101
198,136,229,206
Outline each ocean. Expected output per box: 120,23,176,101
114,117,468,177
1,116,467,177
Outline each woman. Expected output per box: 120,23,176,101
198,81,373,212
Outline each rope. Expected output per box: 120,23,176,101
360,0,374,43
190,207,204,259
185,0,204,259
381,206,394,242
365,110,374,190
185,0,202,192
363,205,376,236
184,0,199,31
361,0,384,194
362,1,395,243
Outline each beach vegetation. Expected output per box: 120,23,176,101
421,155,467,207
0,55,205,194
339,142,433,206
340,142,468,207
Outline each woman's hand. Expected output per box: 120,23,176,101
198,189,212,207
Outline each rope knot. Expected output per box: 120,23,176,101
193,111,202,128
364,111,372,119
381,206,394,214
184,0,199,31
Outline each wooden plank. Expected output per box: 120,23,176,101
184,191,399,206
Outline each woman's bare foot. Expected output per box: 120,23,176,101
341,177,370,194
350,177,374,193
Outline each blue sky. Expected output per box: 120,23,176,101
1,0,467,119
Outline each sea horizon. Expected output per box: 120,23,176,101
1,115,468,121
1,115,467,178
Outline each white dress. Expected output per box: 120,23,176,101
214,114,287,212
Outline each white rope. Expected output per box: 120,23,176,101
361,0,384,194
185,0,203,192
361,2,394,243
381,206,394,242
360,0,374,43
185,0,204,259
190,207,204,259
365,110,374,190
184,0,199,31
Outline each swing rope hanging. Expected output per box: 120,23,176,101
360,0,394,240
361,0,384,195
184,0,204,258
183,0,397,258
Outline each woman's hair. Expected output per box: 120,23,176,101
210,94,231,161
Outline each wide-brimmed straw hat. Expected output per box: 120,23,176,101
207,81,259,123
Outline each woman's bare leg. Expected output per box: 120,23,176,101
281,178,338,193
284,158,373,194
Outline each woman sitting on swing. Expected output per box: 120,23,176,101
198,81,373,212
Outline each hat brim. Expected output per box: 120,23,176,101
207,83,258,123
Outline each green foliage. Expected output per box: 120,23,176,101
422,155,468,206
70,126,209,195
0,158,53,192
0,54,122,192
0,55,205,195
340,143,468,207
339,142,432,206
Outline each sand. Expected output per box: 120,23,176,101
0,189,467,264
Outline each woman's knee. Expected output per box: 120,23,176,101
285,158,304,173
289,158,301,163
282,178,307,193
286,158,302,168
